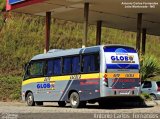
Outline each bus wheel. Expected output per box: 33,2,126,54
26,92,35,106
36,102,43,106
69,92,85,108
58,101,66,107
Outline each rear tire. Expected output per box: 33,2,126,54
58,101,66,107
69,92,85,108
26,92,35,106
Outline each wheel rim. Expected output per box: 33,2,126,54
27,95,33,105
71,95,78,106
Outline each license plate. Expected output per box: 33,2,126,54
119,90,130,95
105,73,140,78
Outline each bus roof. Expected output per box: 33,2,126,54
31,44,135,61
31,45,101,61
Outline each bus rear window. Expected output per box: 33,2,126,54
103,46,136,53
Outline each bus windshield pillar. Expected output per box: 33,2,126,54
142,28,146,55
45,12,51,53
136,13,142,54
96,21,102,45
82,2,89,48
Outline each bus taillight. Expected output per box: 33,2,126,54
103,74,108,86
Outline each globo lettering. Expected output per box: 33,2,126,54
37,83,51,89
111,56,129,61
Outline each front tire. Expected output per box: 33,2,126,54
69,92,86,108
26,92,35,106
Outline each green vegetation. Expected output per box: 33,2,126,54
140,55,160,81
0,1,160,101
140,93,152,101
1,12,160,77
0,75,21,101
0,0,5,11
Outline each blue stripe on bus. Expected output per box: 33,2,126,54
106,64,139,69
104,47,137,53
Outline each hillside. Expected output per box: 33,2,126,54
0,1,160,76
0,12,160,76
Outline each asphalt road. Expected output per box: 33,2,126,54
0,101,160,119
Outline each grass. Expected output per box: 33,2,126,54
140,93,152,101
0,75,22,101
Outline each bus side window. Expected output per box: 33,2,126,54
90,55,96,72
63,57,72,74
92,54,99,72
72,56,80,74
82,55,90,73
82,54,99,73
53,59,61,75
28,61,45,77
46,60,54,76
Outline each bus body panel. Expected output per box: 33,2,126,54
22,79,71,101
22,74,100,101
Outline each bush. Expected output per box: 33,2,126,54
0,0,5,11
140,55,160,81
140,93,152,101
0,76,22,101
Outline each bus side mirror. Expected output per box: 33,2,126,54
24,63,28,70
23,62,31,80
